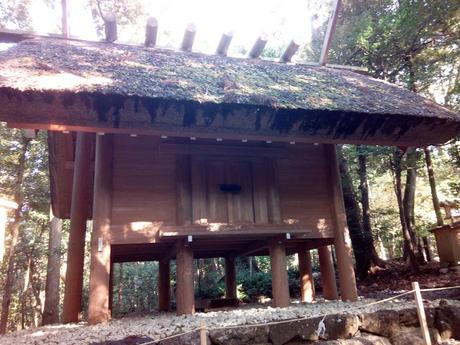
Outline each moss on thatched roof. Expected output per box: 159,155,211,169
0,38,457,121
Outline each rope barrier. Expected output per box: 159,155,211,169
420,285,460,292
143,284,460,344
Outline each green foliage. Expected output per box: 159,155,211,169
195,259,225,299
112,262,158,317
238,271,272,302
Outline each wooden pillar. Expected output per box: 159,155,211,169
176,239,194,315
62,132,93,323
158,259,171,311
298,245,315,303
88,134,113,324
318,245,339,300
269,240,290,307
324,144,358,301
108,260,114,313
225,256,237,299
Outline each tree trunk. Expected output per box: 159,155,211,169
402,149,425,264
424,147,443,226
391,149,419,273
0,136,31,334
42,207,62,325
337,146,369,279
357,147,386,268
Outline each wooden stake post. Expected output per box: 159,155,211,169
412,281,432,345
200,320,207,345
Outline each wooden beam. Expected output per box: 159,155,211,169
158,259,171,311
319,0,341,66
269,240,290,307
216,32,233,56
248,34,268,58
225,256,237,299
159,224,331,240
235,241,268,257
298,245,315,303
88,134,113,324
181,24,196,52
280,40,300,63
175,239,194,315
145,17,158,47
318,245,339,300
62,132,93,323
104,13,117,43
324,144,358,301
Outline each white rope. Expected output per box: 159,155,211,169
420,285,460,292
140,284,460,343
315,314,327,338
141,327,201,345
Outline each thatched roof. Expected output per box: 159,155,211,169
0,38,458,146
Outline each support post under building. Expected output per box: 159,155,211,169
88,134,113,324
298,245,315,303
176,239,194,315
225,256,237,299
62,132,93,323
158,259,171,311
269,240,290,307
318,245,339,300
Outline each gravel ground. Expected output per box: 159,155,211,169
1,297,459,345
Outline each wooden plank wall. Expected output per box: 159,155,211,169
277,145,334,232
109,135,333,244
111,135,176,243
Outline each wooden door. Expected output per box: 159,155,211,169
192,157,262,225
226,161,254,224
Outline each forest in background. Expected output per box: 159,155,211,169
0,0,458,333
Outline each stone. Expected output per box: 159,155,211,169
450,266,460,272
399,308,435,328
90,335,154,345
157,330,205,345
440,268,450,274
322,314,360,340
435,303,460,340
209,325,269,345
391,327,441,345
268,317,322,345
391,332,425,345
360,309,400,337
310,334,391,344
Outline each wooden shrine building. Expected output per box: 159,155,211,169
0,35,459,325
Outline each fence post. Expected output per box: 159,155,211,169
200,320,207,345
412,281,432,345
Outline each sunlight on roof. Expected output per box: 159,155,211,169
1,68,113,91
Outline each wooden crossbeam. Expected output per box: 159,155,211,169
235,240,268,257
144,17,158,47
216,32,233,56
280,40,300,62
181,23,196,52
248,33,268,58
319,0,341,66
